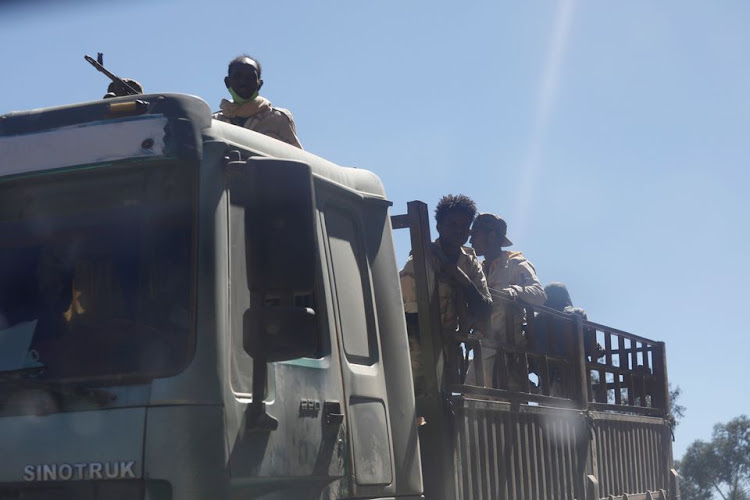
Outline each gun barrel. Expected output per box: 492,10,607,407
84,54,141,96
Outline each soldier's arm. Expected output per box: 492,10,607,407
274,109,303,149
508,259,546,305
462,254,492,319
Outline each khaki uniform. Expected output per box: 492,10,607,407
474,251,546,388
400,242,489,395
214,96,302,149
484,251,546,343
400,242,489,333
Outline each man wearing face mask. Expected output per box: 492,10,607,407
213,55,302,149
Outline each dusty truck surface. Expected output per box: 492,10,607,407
0,93,677,499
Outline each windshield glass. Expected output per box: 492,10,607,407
0,162,195,383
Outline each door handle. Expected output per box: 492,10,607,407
324,401,344,425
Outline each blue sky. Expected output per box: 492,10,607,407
1,0,748,461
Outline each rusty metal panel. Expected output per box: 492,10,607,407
589,414,670,499
451,399,586,500
600,491,667,500
449,400,671,500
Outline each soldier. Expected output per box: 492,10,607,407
533,282,604,397
214,55,302,149
469,213,546,388
400,195,492,396
102,78,143,99
539,281,604,360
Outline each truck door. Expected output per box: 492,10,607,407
224,158,348,499
319,189,396,497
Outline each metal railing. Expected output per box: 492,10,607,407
391,201,675,500
452,299,671,419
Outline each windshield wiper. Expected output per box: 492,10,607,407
0,367,117,407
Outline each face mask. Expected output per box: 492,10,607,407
228,86,258,104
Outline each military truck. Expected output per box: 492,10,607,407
0,92,678,499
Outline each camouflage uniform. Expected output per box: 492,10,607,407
214,96,302,149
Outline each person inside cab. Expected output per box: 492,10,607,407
214,55,302,149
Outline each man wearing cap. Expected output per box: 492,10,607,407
400,195,492,396
469,213,546,388
213,55,302,149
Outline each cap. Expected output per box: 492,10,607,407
471,213,513,247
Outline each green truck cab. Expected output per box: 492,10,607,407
0,93,677,499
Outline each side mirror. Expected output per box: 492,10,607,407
227,157,322,431
226,156,321,360
243,306,317,362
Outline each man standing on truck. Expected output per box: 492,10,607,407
400,195,492,395
469,213,546,388
214,55,303,149
102,78,143,99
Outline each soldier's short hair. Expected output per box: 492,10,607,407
434,194,477,224
228,55,262,78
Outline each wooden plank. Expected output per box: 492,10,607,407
399,201,457,499
559,419,570,499
596,367,607,404
453,408,466,499
596,424,608,496
479,409,491,499
564,418,576,499
389,213,410,229
585,320,657,344
586,474,599,500
649,426,661,491
520,416,532,499
614,371,622,405
587,402,664,417
574,314,590,410
543,416,556,498
528,417,540,500
549,416,562,498
626,372,635,408
604,332,613,368
488,410,500,500
642,425,653,490
634,422,645,491
464,413,479,498
624,422,633,493
508,412,519,500
500,413,513,500
611,423,622,496
627,422,637,493
602,422,614,495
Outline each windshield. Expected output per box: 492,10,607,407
0,162,195,384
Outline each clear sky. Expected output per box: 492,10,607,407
1,0,748,461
